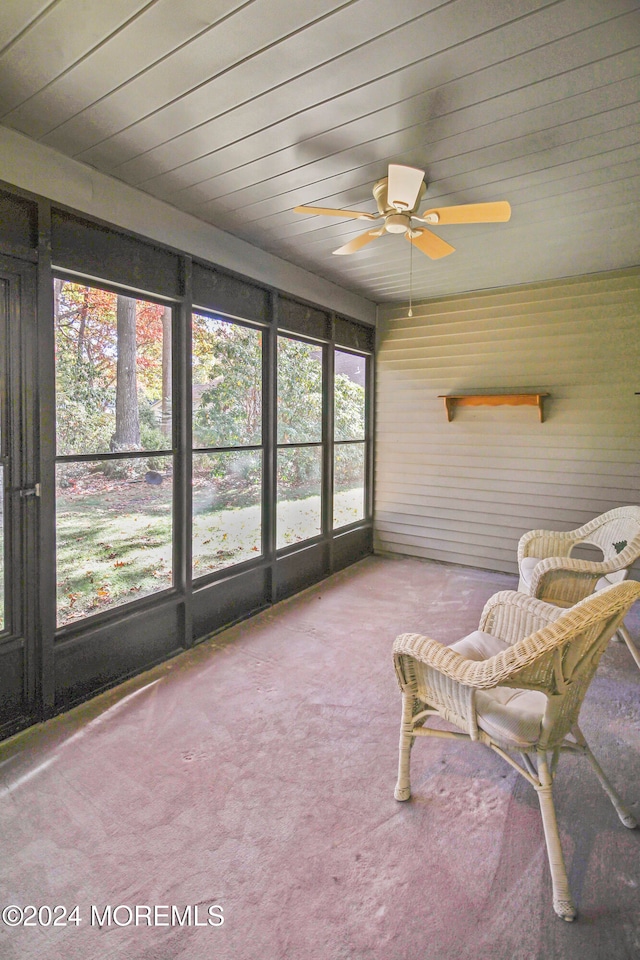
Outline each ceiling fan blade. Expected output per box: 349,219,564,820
418,201,511,224
333,228,385,256
294,204,379,220
386,165,425,211
408,228,455,259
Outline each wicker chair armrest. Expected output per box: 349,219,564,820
528,556,623,605
393,626,547,691
393,633,468,688
394,582,640,692
517,528,577,562
392,630,542,691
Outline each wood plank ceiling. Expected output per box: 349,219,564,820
0,0,639,304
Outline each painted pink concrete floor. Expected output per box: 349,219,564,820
0,556,639,960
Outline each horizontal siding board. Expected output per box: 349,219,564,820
378,313,640,350
382,287,640,326
375,498,626,528
375,455,640,480
375,267,640,574
375,482,640,513
381,270,640,317
381,292,640,327
374,532,518,571
374,480,639,510
375,509,600,541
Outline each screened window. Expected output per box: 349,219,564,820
0,314,4,632
192,313,263,577
0,469,4,632
333,349,367,529
53,284,371,627
277,336,323,548
54,280,173,626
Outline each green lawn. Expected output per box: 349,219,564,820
56,484,364,625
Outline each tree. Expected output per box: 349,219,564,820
54,282,117,455
113,295,140,451
161,305,172,439
192,322,366,492
192,316,262,448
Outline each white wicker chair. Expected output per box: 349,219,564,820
393,581,640,921
517,506,640,669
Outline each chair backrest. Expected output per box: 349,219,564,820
505,580,640,749
572,505,640,565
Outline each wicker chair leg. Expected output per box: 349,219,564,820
580,738,638,829
535,753,576,921
395,692,415,801
616,622,640,671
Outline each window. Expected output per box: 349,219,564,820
0,466,4,633
0,304,5,632
192,313,263,576
0,190,377,737
276,335,324,548
333,349,367,528
54,280,173,626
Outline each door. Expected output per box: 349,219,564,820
0,257,39,736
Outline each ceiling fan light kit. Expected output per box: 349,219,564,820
294,164,511,259
384,213,411,234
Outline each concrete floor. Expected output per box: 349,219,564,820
0,555,639,960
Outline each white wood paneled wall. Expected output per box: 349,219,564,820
375,268,640,575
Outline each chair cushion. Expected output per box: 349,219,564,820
451,630,509,660
596,570,626,590
474,687,546,748
451,630,546,748
518,556,539,590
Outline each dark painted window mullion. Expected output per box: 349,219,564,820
175,256,192,646
55,450,173,464
323,331,335,540
264,295,278,596
36,201,57,714
365,352,374,520
193,444,263,456
275,441,323,450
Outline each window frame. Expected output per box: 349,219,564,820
275,330,326,555
190,307,267,583
332,346,372,533
52,271,179,632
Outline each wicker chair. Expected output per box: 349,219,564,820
393,581,640,921
517,506,640,670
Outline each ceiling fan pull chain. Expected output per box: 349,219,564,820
408,236,414,318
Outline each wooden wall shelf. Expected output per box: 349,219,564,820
439,393,549,422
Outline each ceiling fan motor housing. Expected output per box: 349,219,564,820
385,213,411,234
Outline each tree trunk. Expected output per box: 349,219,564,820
77,285,89,365
161,305,172,439
113,295,140,451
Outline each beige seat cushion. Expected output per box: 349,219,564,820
451,630,547,748
450,629,509,661
518,555,539,590
596,570,626,590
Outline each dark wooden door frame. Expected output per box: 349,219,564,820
0,255,40,737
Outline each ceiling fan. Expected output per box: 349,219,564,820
294,164,511,258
